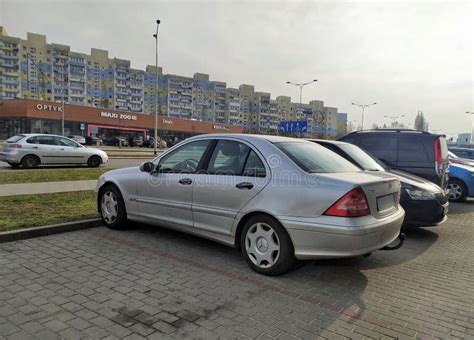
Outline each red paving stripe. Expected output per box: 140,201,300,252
83,228,419,335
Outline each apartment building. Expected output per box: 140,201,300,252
0,27,344,137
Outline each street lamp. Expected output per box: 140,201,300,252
384,114,405,122
285,79,318,104
153,19,161,155
352,102,377,130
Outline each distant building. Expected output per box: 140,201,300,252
1,27,340,137
336,113,348,137
456,133,472,146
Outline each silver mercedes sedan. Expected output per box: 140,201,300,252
1,134,108,168
96,134,405,275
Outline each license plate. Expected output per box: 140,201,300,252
377,194,396,212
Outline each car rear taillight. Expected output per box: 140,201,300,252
434,137,444,177
9,144,22,149
323,187,371,217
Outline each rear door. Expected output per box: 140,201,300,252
26,136,61,164
192,139,270,236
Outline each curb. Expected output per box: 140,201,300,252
0,218,102,243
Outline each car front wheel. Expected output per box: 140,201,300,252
447,179,467,202
240,214,295,276
100,185,127,229
88,155,102,168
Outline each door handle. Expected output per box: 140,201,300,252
32,146,38,149
236,182,254,190
60,148,65,151
178,178,193,185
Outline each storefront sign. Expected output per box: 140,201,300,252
100,111,137,121
36,103,63,112
162,119,173,125
213,125,229,131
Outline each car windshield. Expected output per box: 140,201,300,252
338,144,386,171
276,142,360,173
6,135,25,143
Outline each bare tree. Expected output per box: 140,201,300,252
371,123,379,130
414,111,429,131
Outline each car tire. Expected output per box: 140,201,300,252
99,184,127,230
21,155,40,168
447,179,467,202
240,214,295,276
87,155,102,168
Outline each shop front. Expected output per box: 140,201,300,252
0,99,242,143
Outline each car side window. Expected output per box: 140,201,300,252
32,136,57,145
56,137,78,148
359,135,398,165
243,150,266,177
158,140,209,174
207,140,250,176
398,138,428,162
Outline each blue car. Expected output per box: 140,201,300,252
447,163,474,202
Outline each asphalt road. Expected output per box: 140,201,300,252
0,158,147,171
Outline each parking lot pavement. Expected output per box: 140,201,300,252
1,202,473,339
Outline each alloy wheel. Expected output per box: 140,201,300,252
245,222,280,268
447,183,463,201
101,191,118,224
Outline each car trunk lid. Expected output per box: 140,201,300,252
318,172,401,219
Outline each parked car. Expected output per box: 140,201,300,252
446,163,474,202
96,134,405,276
105,137,129,147
68,135,86,144
339,129,449,189
142,137,154,148
0,134,108,168
85,136,103,146
310,139,448,228
131,136,144,147
449,147,474,160
448,150,474,167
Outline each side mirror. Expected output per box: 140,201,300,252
140,161,155,173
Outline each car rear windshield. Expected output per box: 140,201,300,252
6,135,25,143
275,142,361,173
338,144,386,171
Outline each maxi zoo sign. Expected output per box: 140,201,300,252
100,111,137,121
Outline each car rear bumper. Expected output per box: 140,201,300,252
0,151,22,164
280,209,405,260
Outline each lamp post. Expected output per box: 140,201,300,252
285,79,318,104
352,102,377,130
153,19,161,155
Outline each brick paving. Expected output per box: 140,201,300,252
0,201,473,339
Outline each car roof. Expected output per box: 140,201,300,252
187,133,308,144
308,139,350,146
449,147,474,151
17,133,66,138
343,129,443,137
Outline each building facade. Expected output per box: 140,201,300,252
0,27,345,137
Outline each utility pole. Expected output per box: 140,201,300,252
153,19,161,155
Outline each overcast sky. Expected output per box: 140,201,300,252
2,0,473,136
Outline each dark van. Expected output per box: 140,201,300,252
339,129,449,189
